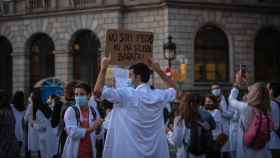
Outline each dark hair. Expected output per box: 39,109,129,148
0,90,10,109
211,82,221,88
129,63,151,83
203,94,219,109
75,82,91,95
64,81,78,101
179,92,202,124
12,91,25,111
101,99,113,110
268,82,280,98
32,88,52,120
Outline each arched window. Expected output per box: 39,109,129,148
255,27,280,82
0,36,12,94
70,29,100,86
194,25,229,82
28,33,55,88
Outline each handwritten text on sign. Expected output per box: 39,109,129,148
105,29,153,66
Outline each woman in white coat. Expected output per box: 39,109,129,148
228,72,272,158
211,83,234,158
24,94,40,154
168,92,216,158
62,82,103,158
10,91,26,149
31,88,57,158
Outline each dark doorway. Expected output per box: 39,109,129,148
0,36,12,95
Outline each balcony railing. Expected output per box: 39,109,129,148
29,0,50,9
71,0,97,8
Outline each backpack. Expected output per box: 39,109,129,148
186,121,213,156
243,108,272,150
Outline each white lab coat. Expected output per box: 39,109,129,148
218,96,234,152
10,104,25,142
168,116,187,158
24,103,40,151
228,87,272,158
228,106,239,154
207,109,222,140
62,105,97,158
101,84,176,158
269,99,280,149
34,110,58,158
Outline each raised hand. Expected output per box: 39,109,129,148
101,57,111,70
235,70,248,84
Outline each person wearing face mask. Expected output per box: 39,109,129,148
94,57,177,158
62,82,103,158
211,83,234,158
203,95,223,158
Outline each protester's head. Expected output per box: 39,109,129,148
179,92,201,123
211,82,222,97
0,90,10,109
267,82,280,99
245,82,271,113
65,80,78,101
11,91,25,111
74,82,91,108
203,95,219,110
129,63,151,87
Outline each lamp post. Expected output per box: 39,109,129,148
163,36,176,68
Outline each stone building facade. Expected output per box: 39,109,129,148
0,0,280,94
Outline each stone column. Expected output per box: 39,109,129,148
54,50,73,84
12,51,30,93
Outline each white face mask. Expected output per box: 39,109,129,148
127,79,135,88
212,89,221,97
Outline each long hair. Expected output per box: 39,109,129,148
32,88,52,120
11,91,25,111
179,92,201,125
246,82,271,114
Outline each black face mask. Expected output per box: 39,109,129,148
205,104,215,110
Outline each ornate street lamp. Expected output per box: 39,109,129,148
163,36,176,68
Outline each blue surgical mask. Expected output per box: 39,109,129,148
127,79,135,88
75,96,88,107
212,89,221,97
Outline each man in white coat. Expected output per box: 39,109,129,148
94,57,177,158
211,83,234,158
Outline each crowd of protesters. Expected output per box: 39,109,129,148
0,57,280,158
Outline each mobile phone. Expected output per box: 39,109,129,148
240,64,246,77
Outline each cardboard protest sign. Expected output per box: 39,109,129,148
105,29,153,66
